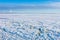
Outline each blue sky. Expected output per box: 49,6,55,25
0,0,60,8
0,0,60,3
0,0,60,13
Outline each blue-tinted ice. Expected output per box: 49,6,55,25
0,14,60,40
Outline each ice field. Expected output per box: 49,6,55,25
0,14,60,40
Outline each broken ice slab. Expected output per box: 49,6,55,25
0,14,60,40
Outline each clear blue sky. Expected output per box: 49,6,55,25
0,0,60,13
0,0,60,4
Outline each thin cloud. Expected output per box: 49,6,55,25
0,2,60,9
44,2,60,8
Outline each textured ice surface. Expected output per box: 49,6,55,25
0,14,60,40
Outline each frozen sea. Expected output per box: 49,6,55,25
0,10,60,40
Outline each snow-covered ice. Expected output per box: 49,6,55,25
0,14,60,40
